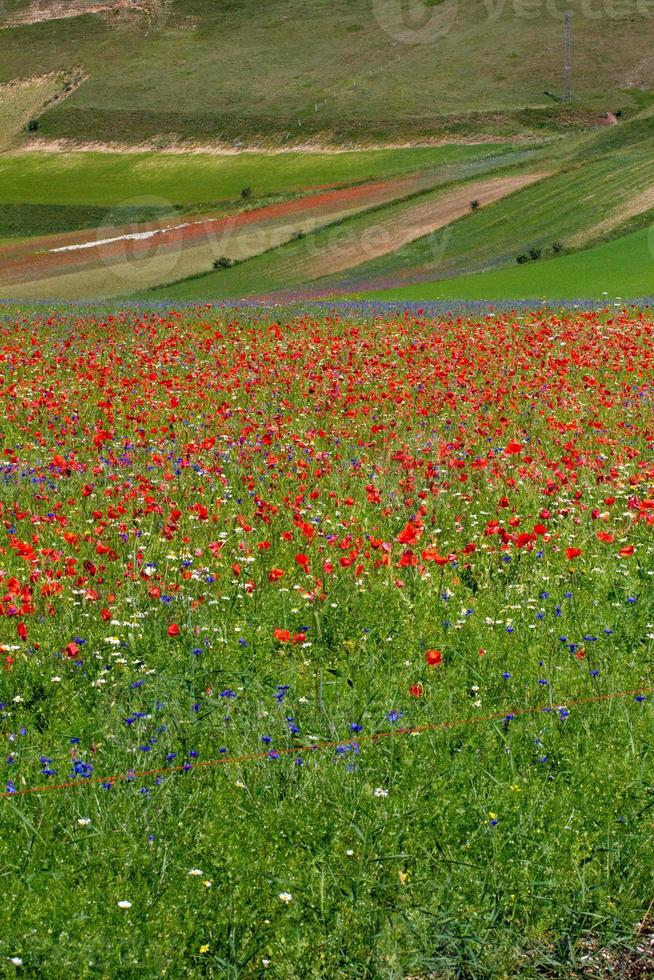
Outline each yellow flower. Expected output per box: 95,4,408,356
398,870,410,884
199,945,210,954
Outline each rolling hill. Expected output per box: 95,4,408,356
1,0,654,147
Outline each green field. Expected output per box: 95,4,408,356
0,146,509,207
359,225,654,302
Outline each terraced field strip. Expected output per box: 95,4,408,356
0,146,510,207
0,172,449,299
150,171,548,302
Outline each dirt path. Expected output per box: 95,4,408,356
20,135,536,156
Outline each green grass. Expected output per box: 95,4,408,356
359,225,654,302
0,145,508,208
1,0,653,145
0,202,184,238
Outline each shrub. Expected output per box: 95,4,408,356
529,246,542,261
213,257,234,270
26,119,40,132
516,253,529,264
241,187,253,201
470,199,480,210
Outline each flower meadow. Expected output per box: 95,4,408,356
0,305,653,977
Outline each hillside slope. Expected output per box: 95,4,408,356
1,0,653,145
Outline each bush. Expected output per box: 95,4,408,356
529,246,542,261
26,119,40,132
516,254,529,264
213,256,234,270
551,241,564,254
470,199,480,210
240,187,253,201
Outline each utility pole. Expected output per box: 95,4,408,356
563,10,573,104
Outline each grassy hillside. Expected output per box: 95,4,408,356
1,0,653,145
358,225,654,302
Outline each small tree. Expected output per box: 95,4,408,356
241,187,253,201
26,118,40,132
470,199,480,211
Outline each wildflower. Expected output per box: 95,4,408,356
117,900,132,909
373,787,389,797
278,892,293,903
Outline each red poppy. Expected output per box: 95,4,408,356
167,623,180,637
426,649,443,667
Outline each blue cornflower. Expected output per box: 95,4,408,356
387,710,403,723
219,689,236,699
502,672,511,680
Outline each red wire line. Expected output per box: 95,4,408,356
2,686,651,800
